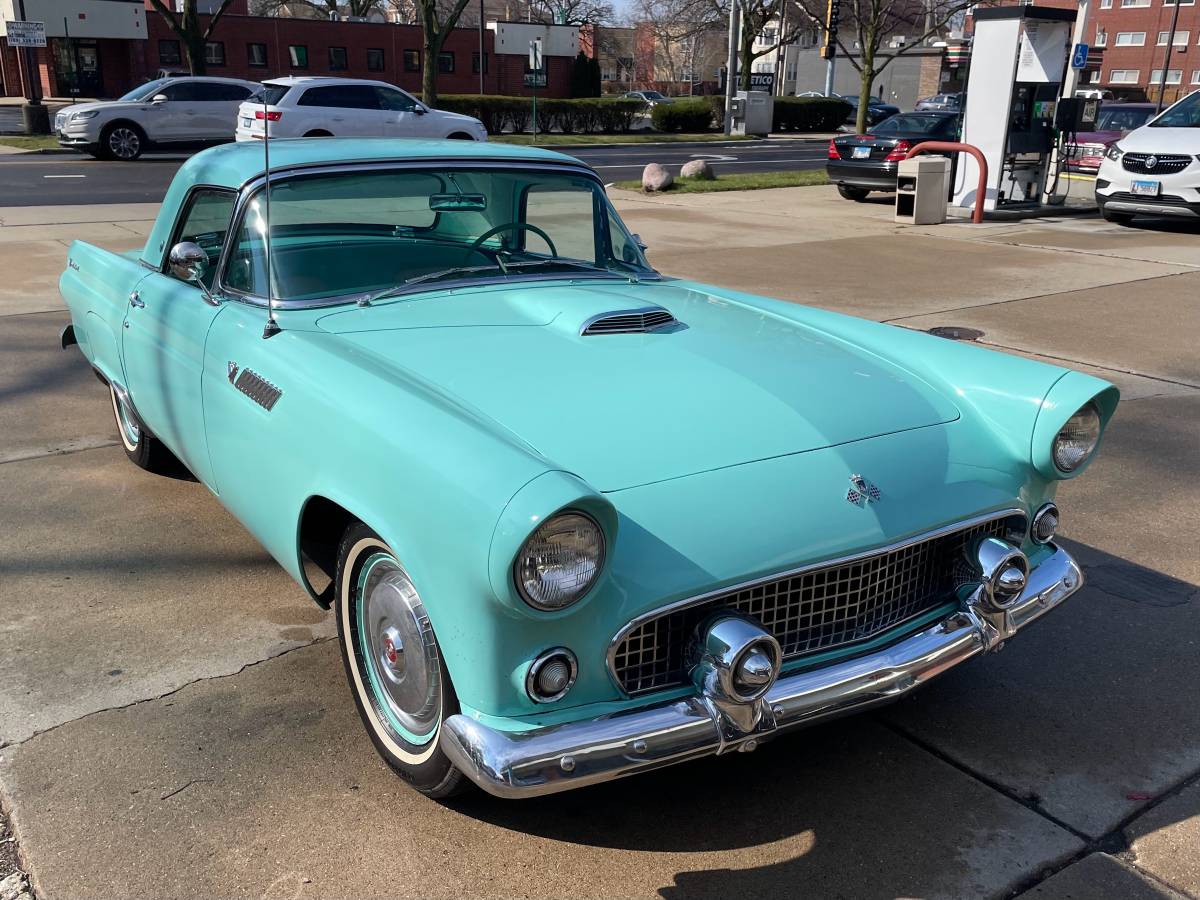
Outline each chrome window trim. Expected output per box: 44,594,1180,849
604,507,1027,697
212,158,658,311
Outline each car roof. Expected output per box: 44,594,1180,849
145,138,583,265
263,76,397,89
164,76,259,85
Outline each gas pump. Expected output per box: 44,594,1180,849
954,7,1077,212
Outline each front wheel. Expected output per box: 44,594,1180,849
100,123,145,161
335,523,469,798
838,184,870,202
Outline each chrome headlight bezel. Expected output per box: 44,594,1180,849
1052,403,1103,473
513,510,606,611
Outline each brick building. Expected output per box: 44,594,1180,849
0,1,576,100
970,0,1200,105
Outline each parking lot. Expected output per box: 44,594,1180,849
1,183,1198,899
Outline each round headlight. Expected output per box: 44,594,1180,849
1052,403,1102,473
514,511,605,610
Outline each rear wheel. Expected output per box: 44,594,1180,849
335,523,469,799
303,129,333,137
838,184,870,202
1101,207,1134,225
446,132,475,140
109,383,182,474
100,122,145,161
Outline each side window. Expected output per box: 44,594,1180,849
191,82,235,102
524,184,597,262
299,85,381,109
376,87,417,112
170,189,236,289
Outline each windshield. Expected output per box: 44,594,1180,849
1150,91,1200,127
871,114,954,135
642,91,666,100
222,167,656,303
1096,105,1154,131
119,78,171,101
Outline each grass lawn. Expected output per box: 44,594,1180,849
614,169,830,193
0,135,61,151
492,132,756,146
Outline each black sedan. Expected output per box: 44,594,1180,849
826,111,960,201
840,95,901,128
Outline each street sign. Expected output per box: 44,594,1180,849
6,20,47,48
717,70,774,93
528,37,543,72
1071,43,1089,70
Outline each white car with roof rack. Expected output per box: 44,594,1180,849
54,76,260,161
1095,89,1200,224
234,77,487,142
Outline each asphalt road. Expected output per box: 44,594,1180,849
0,137,830,206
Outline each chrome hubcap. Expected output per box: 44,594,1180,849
115,391,139,447
110,128,139,159
357,555,441,743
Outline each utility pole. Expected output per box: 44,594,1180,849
478,0,485,93
1156,0,1182,112
723,0,740,135
15,0,49,135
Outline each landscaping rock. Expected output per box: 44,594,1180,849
641,163,673,192
0,872,32,900
680,159,715,180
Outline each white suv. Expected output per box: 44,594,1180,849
1096,90,1200,224
55,76,260,161
235,77,487,142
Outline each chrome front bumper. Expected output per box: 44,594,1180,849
441,544,1082,798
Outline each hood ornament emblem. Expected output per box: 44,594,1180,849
1145,155,1158,169
846,474,882,506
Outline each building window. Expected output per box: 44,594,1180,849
1114,32,1146,45
472,51,488,74
205,42,225,66
758,27,777,45
158,39,181,65
404,49,421,72
1087,69,1102,83
1164,0,1195,5
367,48,385,71
247,43,267,67
1157,31,1189,45
438,51,455,73
1119,0,1150,6
1194,69,1200,83
1107,68,1141,83
289,45,308,68
1100,0,1112,7
1095,27,1107,46
1149,68,1183,83
329,46,348,71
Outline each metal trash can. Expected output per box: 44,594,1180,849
895,156,950,225
731,91,774,136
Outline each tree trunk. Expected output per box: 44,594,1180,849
855,64,873,134
738,29,755,91
184,32,207,76
422,35,439,106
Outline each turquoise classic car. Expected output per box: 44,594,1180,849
59,138,1118,799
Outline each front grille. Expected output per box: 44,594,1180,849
1107,191,1187,203
610,513,1025,696
1122,153,1193,175
581,307,678,335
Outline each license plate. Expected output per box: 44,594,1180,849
1131,179,1160,197
852,146,871,159
241,117,252,128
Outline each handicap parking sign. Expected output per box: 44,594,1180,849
1071,43,1089,69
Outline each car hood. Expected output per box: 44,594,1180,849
318,282,960,491
1117,126,1200,153
432,109,483,126
56,100,135,116
1072,129,1121,145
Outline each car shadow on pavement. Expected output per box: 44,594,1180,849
453,539,1200,898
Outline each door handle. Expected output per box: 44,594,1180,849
129,290,144,308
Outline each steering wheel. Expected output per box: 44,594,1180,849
465,222,558,264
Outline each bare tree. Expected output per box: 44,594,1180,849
249,0,384,18
790,0,980,132
414,0,474,105
530,0,615,25
145,0,240,74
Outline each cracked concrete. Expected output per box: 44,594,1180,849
1,186,1197,898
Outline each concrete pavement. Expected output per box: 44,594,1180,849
0,187,1198,898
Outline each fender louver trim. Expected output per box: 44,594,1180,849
580,306,679,335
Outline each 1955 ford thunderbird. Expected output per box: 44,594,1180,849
59,138,1118,799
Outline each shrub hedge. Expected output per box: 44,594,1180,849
772,97,851,132
651,97,717,132
439,95,643,134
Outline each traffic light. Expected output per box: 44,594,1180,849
822,0,841,58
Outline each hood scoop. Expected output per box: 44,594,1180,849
580,306,680,336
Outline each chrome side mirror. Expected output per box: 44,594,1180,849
151,93,168,104
169,241,218,305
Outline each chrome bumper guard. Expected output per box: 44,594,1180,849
441,543,1082,798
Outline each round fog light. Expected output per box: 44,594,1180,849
526,648,578,704
1032,502,1059,544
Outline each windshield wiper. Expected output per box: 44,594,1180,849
365,259,630,305
365,264,504,303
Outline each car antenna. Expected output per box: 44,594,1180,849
261,87,281,340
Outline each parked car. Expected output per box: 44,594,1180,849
235,77,487,141
54,76,260,161
1065,102,1156,174
827,111,960,200
796,90,841,98
840,94,901,127
623,90,674,107
915,93,961,112
1096,90,1200,223
59,137,1117,799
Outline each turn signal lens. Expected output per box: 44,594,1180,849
515,512,604,610
255,110,282,121
1032,502,1059,544
526,648,578,703
884,140,911,162
1053,404,1102,473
